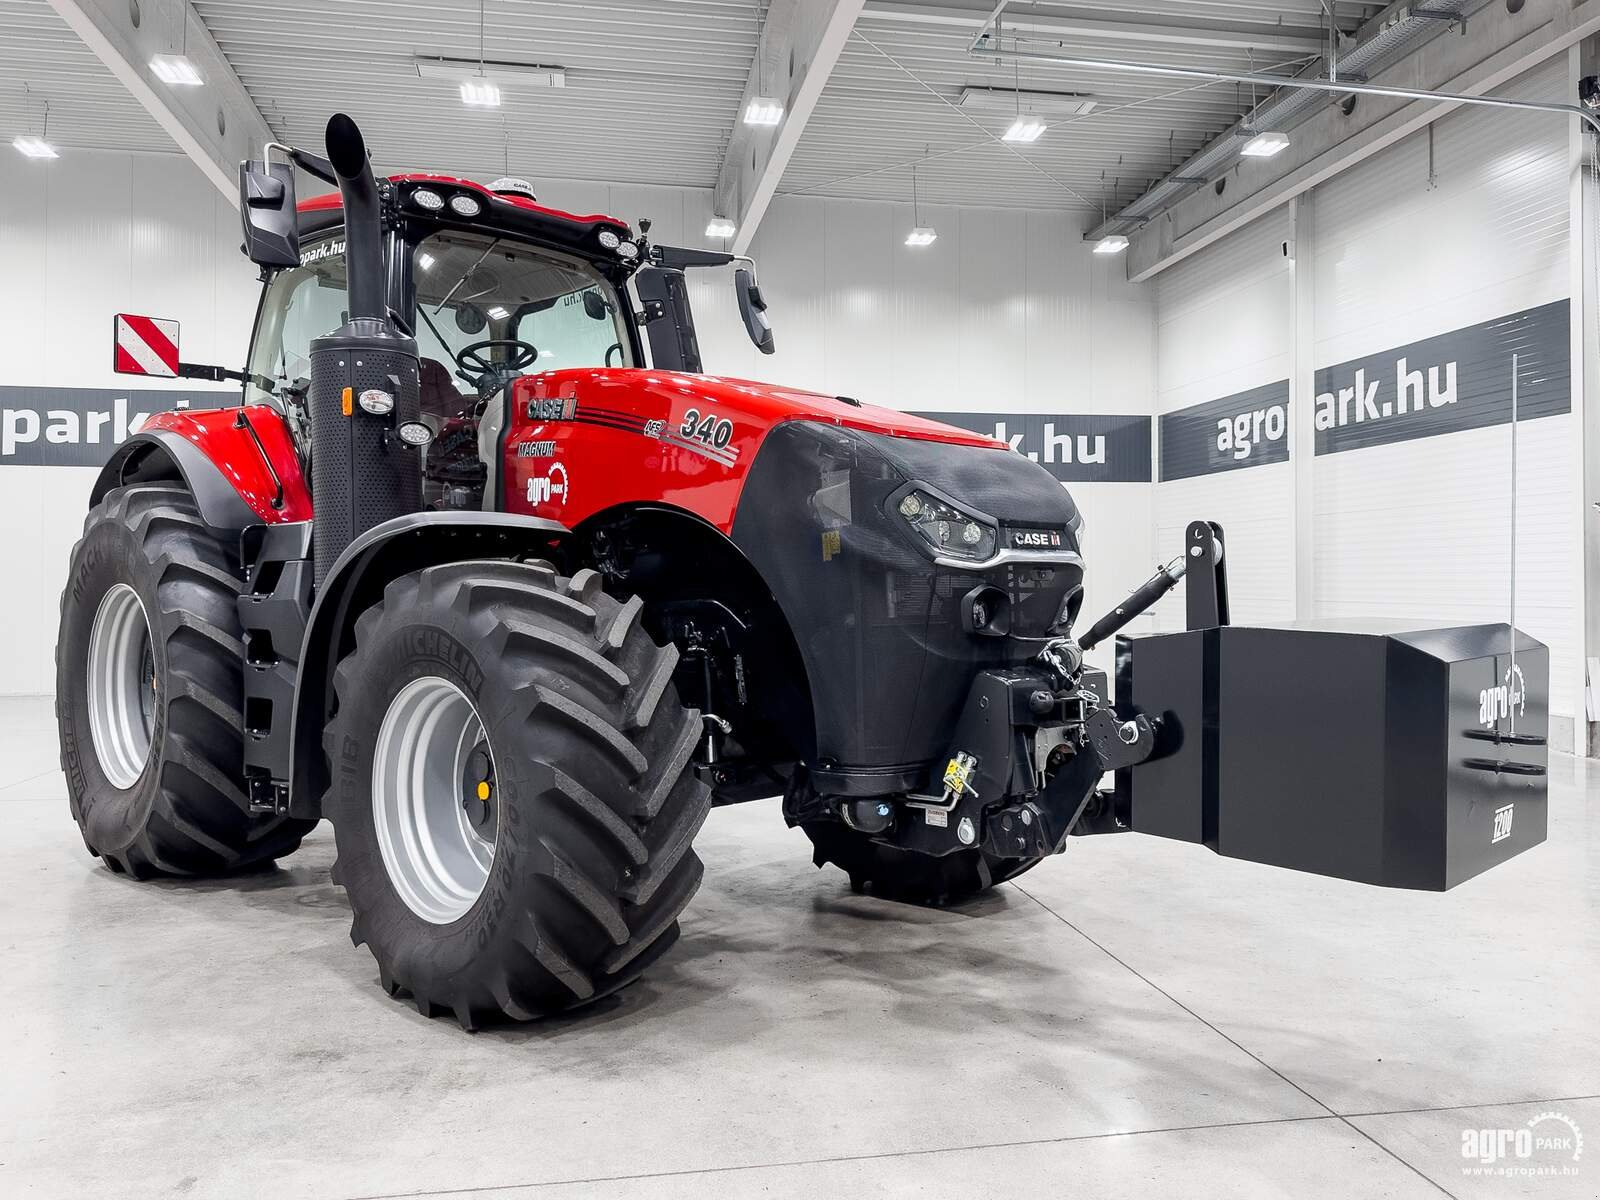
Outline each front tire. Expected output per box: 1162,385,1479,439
55,485,311,877
323,560,711,1028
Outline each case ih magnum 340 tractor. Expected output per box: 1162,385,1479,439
59,116,1549,1028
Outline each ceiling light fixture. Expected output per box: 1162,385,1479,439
1240,129,1290,158
149,53,203,86
14,93,56,159
1002,115,1046,143
745,97,784,126
999,48,1046,144
460,79,502,107
905,160,935,247
461,0,503,107
706,217,737,239
13,135,57,160
1094,235,1129,255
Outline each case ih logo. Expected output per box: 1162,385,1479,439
1011,529,1062,549
526,397,578,422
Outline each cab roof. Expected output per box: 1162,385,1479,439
297,172,626,232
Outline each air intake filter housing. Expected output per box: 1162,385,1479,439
309,317,422,583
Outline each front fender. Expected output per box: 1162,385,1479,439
91,406,311,532
286,510,570,816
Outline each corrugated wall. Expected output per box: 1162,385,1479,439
1310,60,1576,716
1152,58,1579,724
1154,208,1296,633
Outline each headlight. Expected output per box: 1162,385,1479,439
895,488,997,563
448,193,483,217
412,188,444,212
597,229,621,250
615,239,640,262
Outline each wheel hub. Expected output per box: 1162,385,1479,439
86,583,155,790
460,743,496,838
371,676,498,924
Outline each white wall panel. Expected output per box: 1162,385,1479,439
4,155,1158,697
1311,60,1577,717
0,149,249,697
1154,210,1296,633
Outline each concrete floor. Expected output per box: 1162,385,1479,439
2,694,1596,1200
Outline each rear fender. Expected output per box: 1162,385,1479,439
286,511,571,817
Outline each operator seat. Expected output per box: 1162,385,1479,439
419,357,464,422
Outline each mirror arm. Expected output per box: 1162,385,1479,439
651,245,735,271
178,362,248,384
264,141,338,186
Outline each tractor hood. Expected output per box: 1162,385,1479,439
513,367,1005,452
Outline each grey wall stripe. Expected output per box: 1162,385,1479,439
1159,379,1291,482
0,386,232,467
912,411,1153,483
1312,299,1570,456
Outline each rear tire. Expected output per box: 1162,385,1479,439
55,485,312,877
802,821,1043,907
322,560,711,1028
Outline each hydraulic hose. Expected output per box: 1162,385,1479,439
1076,556,1187,652
324,113,384,322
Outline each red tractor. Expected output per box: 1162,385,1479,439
59,116,1549,1029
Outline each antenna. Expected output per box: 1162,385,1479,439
1510,352,1519,735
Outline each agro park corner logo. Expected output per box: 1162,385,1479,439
1461,1110,1582,1179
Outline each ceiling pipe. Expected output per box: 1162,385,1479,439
967,41,1600,243
974,0,1493,240
970,44,1600,134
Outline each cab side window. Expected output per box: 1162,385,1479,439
244,239,348,408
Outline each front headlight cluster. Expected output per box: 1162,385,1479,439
896,490,997,563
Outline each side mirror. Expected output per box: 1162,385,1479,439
735,266,775,355
582,290,611,321
238,160,301,268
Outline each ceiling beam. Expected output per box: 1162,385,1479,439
47,0,272,205
1126,0,1600,280
713,0,867,256
860,1,1329,55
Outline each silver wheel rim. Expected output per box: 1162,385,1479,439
372,676,497,924
86,583,155,790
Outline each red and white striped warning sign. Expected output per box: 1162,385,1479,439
113,314,180,378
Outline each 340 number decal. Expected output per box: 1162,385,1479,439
680,408,734,450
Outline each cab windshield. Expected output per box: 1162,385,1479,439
409,229,632,419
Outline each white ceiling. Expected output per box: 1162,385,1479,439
7,0,1391,217
191,0,768,186
0,0,174,155
795,1,1371,214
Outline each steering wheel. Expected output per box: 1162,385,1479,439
456,339,539,380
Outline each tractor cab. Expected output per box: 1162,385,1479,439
238,160,771,511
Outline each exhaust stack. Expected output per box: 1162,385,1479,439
306,113,423,585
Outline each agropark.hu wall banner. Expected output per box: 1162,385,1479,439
914,412,1153,483
1157,300,1570,481
0,385,230,468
